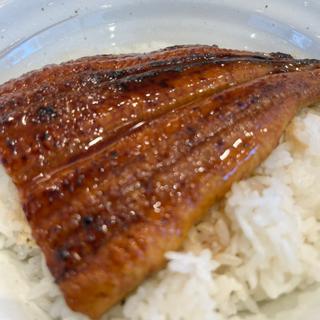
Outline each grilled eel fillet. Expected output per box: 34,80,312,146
1,45,320,318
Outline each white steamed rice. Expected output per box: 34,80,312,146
1,53,320,320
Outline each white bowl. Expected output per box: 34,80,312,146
0,1,320,319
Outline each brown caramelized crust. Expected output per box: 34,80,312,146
1,45,320,318
0,44,289,96
0,46,319,187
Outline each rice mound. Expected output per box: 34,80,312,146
1,96,320,318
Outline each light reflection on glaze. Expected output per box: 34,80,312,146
220,149,230,160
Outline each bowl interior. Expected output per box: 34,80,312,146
0,0,320,83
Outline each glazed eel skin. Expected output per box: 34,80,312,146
1,45,320,318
